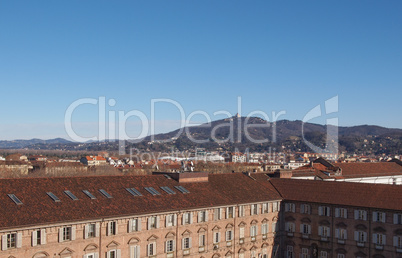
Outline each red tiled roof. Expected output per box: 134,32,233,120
333,162,402,178
269,178,402,211
0,173,281,230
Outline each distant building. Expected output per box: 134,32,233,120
80,156,107,166
5,153,28,162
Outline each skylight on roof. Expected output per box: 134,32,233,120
174,186,190,194
144,187,161,196
126,188,143,196
47,192,61,202
164,174,172,179
64,190,78,201
82,190,96,199
160,186,176,195
99,189,113,198
7,194,23,205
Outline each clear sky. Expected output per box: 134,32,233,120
0,1,401,140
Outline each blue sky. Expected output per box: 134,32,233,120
0,1,401,140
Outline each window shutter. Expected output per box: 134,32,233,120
182,238,185,249
189,213,193,224
198,212,202,223
16,233,22,248
335,208,340,218
382,213,386,223
318,206,323,216
165,241,168,252
148,218,152,230
71,226,76,240
32,231,37,247
84,224,89,239
335,229,339,238
138,219,142,231
226,207,229,219
354,231,358,241
116,249,121,258
156,216,160,229
363,232,367,242
128,219,133,233
394,214,398,224
318,226,323,236
373,212,377,222
363,211,367,220
292,204,295,213
308,225,311,234
147,244,151,256
220,208,222,219
108,222,112,236
95,253,99,258
1,235,7,251
115,222,118,235
204,211,208,222
285,222,289,231
300,224,304,233
182,214,185,225
344,229,347,240
354,210,359,220
106,251,110,258
189,237,192,248
256,204,260,214
383,235,386,245
59,228,63,242
95,223,100,237
373,233,377,244
394,236,398,247
218,232,221,242
40,229,46,245
137,246,141,257
301,204,305,214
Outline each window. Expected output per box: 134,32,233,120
148,216,158,229
32,229,46,246
335,228,347,240
373,211,386,223
107,250,121,258
262,203,269,213
147,242,156,256
250,225,257,238
394,235,402,249
319,226,330,238
7,233,16,248
394,213,402,224
286,245,294,258
319,206,331,216
84,254,97,258
130,245,140,258
226,207,235,219
198,210,207,223
300,204,311,214
108,221,117,236
335,208,347,218
320,251,328,258
226,230,233,241
285,203,295,212
59,226,75,242
130,218,141,232
251,204,258,215
337,254,345,258
262,223,269,235
354,231,367,243
214,208,221,221
239,227,245,239
199,234,206,247
182,212,192,225
355,209,367,220
182,237,191,249
63,227,72,241
213,232,221,243
272,202,279,212
272,222,278,233
301,248,309,258
285,222,295,233
300,224,311,235
373,233,386,245
166,239,174,252
166,214,175,227
87,223,96,238
238,205,245,217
